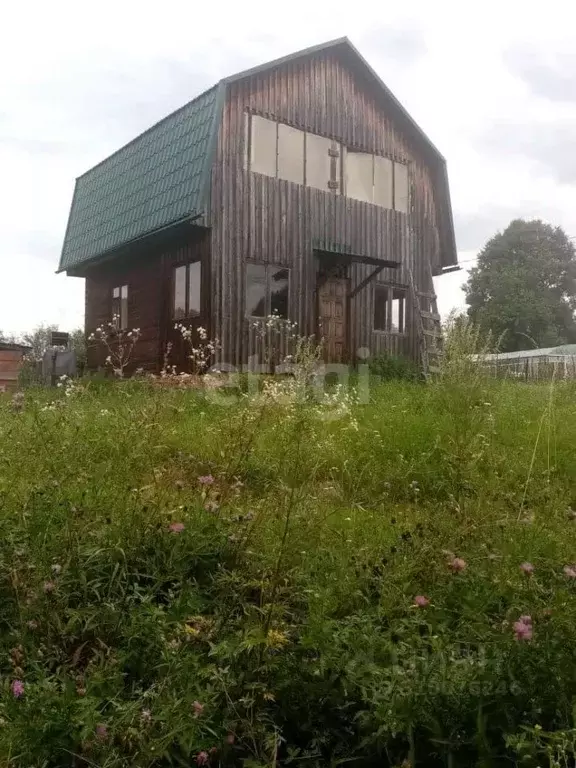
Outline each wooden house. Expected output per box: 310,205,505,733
58,38,458,374
0,342,31,392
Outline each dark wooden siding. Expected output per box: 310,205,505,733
210,51,442,367
85,228,210,373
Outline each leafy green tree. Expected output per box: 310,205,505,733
465,219,576,352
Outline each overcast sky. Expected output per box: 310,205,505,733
2,0,576,336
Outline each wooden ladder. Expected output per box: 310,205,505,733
407,265,443,378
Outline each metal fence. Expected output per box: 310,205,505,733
479,355,576,381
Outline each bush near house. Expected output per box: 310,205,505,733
1,371,576,767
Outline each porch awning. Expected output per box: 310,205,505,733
313,240,399,269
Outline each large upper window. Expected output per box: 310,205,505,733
245,263,290,318
173,261,201,319
112,285,128,330
374,284,407,333
245,112,408,211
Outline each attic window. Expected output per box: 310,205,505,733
112,285,128,330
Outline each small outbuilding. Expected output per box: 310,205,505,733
0,342,32,392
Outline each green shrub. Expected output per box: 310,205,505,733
368,352,420,381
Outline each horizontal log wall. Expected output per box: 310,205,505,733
211,50,443,368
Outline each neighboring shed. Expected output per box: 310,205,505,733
0,342,32,392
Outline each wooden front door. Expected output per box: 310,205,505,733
318,277,348,363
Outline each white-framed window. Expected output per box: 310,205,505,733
374,284,407,333
112,285,128,329
245,263,290,319
173,261,201,319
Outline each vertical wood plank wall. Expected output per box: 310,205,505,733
210,51,443,368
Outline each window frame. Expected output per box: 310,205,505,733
112,284,129,330
373,283,408,335
244,261,291,320
172,259,202,321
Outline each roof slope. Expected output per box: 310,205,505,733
59,37,456,273
59,83,223,272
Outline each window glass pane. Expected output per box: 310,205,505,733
374,155,393,209
391,289,406,333
173,265,186,320
270,268,289,317
305,133,333,191
245,263,267,317
277,123,304,185
374,284,388,331
345,151,373,203
250,115,277,177
394,162,409,213
120,285,128,330
112,286,120,299
188,261,201,316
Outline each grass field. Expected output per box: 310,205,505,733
1,368,576,767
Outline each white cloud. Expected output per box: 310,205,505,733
2,0,576,335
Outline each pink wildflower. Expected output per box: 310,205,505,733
520,562,535,575
198,475,214,486
192,700,204,718
196,751,210,766
413,595,430,608
169,522,185,534
96,724,108,740
564,565,576,578
448,557,467,573
43,581,55,593
11,680,24,698
513,615,533,641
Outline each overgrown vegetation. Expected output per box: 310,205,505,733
1,352,576,766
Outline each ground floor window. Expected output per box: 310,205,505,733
245,263,290,318
374,284,407,333
173,261,201,319
112,285,128,329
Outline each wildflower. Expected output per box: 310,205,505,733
43,580,55,594
11,680,24,698
198,475,215,486
520,562,535,575
448,557,467,573
413,595,430,608
175,480,185,490
564,565,576,578
10,392,25,413
141,708,152,724
266,629,289,649
27,620,38,630
96,723,108,740
204,500,220,514
513,615,533,641
192,700,204,718
196,751,210,766
51,564,62,576
76,685,86,696
169,522,185,534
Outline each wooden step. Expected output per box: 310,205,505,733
420,311,441,321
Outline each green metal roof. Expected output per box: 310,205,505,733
59,37,456,273
58,83,224,272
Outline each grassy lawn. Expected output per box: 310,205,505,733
1,372,576,766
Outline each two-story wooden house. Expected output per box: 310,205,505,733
58,37,458,373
